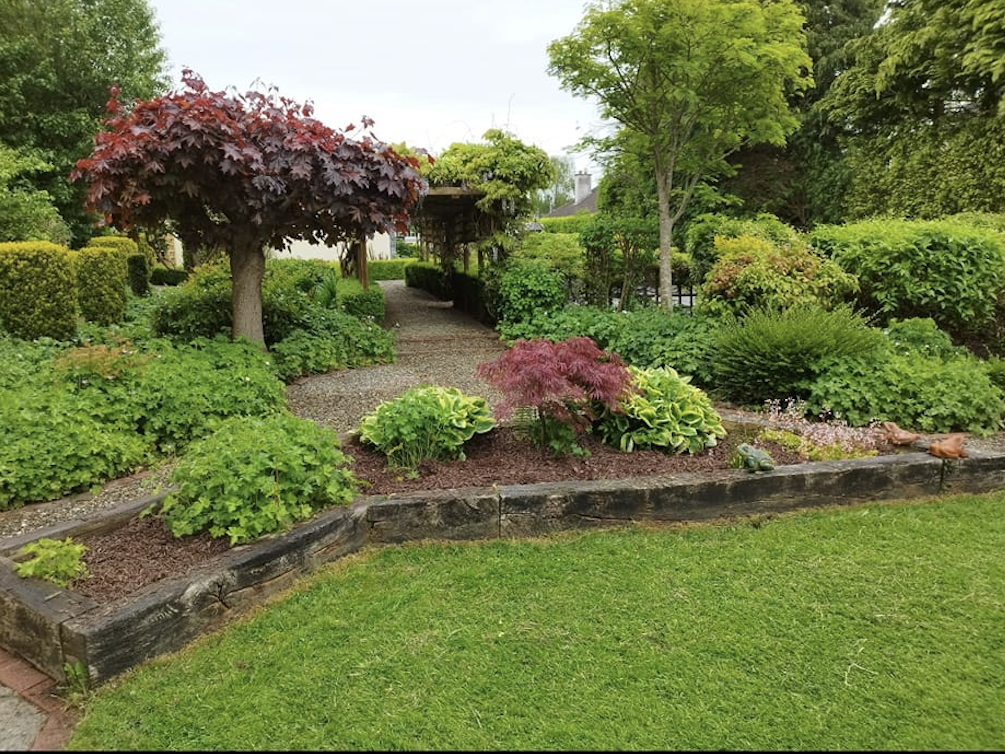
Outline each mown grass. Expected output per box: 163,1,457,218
66,492,1005,751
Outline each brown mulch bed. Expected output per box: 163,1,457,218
69,426,880,606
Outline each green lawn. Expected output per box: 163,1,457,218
66,492,1005,751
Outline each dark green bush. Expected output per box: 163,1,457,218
709,305,885,406
126,253,150,296
150,266,188,286
405,261,451,299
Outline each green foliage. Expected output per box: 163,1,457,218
579,215,659,310
539,215,595,235
14,537,89,588
157,412,357,544
357,385,495,473
547,0,813,305
806,352,1005,436
268,311,395,383
0,144,69,244
514,231,585,283
710,305,885,406
0,240,77,340
76,246,128,325
883,317,962,359
126,253,151,296
404,261,451,299
86,235,138,256
809,219,1005,342
697,233,859,319
594,365,726,454
367,258,415,280
497,304,718,387
337,276,385,321
683,212,804,286
0,0,169,245
757,427,876,462
150,266,187,286
490,259,568,324
393,240,421,258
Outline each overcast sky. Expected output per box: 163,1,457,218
146,0,611,176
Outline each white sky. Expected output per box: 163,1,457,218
146,0,611,176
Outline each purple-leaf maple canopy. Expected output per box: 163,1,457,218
72,70,430,252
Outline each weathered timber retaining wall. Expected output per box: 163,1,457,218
2,449,1004,687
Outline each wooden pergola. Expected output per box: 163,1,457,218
411,186,503,272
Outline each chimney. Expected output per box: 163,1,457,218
574,172,591,205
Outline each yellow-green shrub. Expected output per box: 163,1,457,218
0,241,77,340
76,246,127,325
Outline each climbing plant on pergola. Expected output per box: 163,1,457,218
72,70,428,345
414,129,555,273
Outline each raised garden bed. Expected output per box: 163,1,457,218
2,440,1004,689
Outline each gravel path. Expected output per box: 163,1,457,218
0,281,507,540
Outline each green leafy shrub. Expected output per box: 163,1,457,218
157,412,357,544
490,259,568,325
594,365,726,454
808,219,1005,343
0,385,151,509
357,385,495,472
710,305,885,406
404,261,451,299
806,352,1005,436
696,234,859,320
579,215,658,310
497,304,718,387
150,266,187,286
883,317,962,359
683,212,802,286
476,336,632,456
14,537,89,587
337,276,385,320
268,310,395,383
126,253,150,296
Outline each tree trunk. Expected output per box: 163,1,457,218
229,243,266,347
655,169,675,311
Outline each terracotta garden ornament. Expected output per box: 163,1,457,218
927,433,969,459
881,421,920,446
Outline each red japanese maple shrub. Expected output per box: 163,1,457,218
476,336,633,455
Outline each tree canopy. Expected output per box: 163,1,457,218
547,0,813,308
0,0,168,245
72,70,429,345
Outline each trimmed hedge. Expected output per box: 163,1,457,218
0,241,77,340
76,246,128,325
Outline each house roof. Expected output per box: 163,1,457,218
545,187,598,217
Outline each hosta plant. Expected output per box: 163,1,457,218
156,411,357,544
594,365,726,454
357,385,495,472
14,537,89,588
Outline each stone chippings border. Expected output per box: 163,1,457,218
1,448,1004,689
